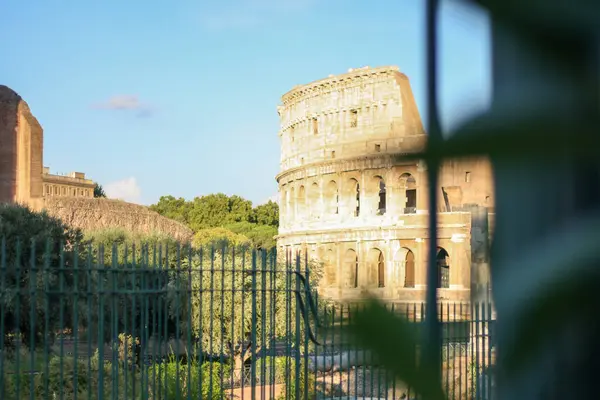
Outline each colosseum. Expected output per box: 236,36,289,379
275,66,494,304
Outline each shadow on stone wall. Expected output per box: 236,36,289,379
39,197,193,242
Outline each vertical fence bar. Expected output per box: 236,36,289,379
250,249,258,400
487,298,493,400
303,251,310,400
458,303,471,398
293,251,301,400
230,246,237,396
86,244,93,400
424,0,443,391
284,249,290,400
335,302,340,398
0,238,5,400
220,244,227,398
269,248,276,399
13,240,22,400
28,239,36,400
74,242,81,400
151,244,159,400
240,247,246,399
208,246,215,398
260,249,267,400
185,244,192,400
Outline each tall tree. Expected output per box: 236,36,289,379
253,200,279,227
188,193,232,231
94,183,107,198
228,195,254,224
167,249,322,373
149,195,192,225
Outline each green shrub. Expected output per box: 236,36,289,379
253,356,315,399
0,203,85,347
2,352,228,400
152,359,229,400
84,227,182,266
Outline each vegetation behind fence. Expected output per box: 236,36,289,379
0,239,494,399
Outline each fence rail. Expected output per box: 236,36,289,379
0,240,494,399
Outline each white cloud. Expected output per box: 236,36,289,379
93,95,155,117
104,177,142,204
94,95,141,110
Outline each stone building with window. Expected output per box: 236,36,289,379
275,66,494,304
0,85,97,206
42,167,95,198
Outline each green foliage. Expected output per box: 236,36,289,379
0,203,85,347
93,183,106,198
149,195,192,225
150,193,279,250
166,248,322,372
187,193,254,231
253,200,279,226
225,221,278,250
252,356,314,399
153,358,228,400
2,352,226,400
84,227,182,265
77,228,185,343
192,227,250,249
167,250,285,363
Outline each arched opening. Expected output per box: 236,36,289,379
324,249,336,286
378,252,385,287
344,249,358,288
400,173,417,214
344,178,360,217
297,186,306,219
405,250,415,288
325,180,338,214
309,182,320,218
367,248,385,288
437,247,450,288
280,187,287,224
289,187,295,222
377,178,387,215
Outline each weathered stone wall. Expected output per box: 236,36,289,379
0,85,43,204
40,197,193,242
439,156,494,210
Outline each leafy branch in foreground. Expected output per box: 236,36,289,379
346,299,446,400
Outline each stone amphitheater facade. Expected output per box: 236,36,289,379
275,66,494,304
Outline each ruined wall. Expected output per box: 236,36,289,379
40,197,193,242
439,157,494,211
0,85,43,204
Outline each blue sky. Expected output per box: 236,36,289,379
0,0,490,206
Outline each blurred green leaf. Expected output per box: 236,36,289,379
345,299,446,400
396,111,600,163
470,0,599,36
493,208,600,372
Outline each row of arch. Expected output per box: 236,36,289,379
281,172,418,223
322,246,450,289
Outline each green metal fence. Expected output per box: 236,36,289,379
0,239,494,399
